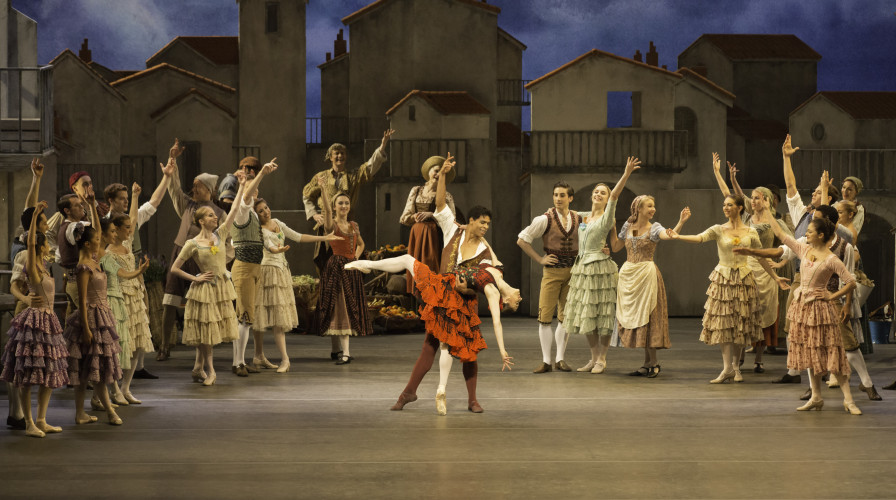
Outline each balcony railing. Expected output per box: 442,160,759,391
529,129,688,171
791,149,896,192
306,117,389,145
497,79,531,106
233,145,261,165
364,138,489,181
0,66,53,154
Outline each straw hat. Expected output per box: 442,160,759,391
421,156,455,184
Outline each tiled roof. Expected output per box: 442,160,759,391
343,0,500,24
675,67,735,101
146,36,239,66
685,34,821,61
110,63,236,93
48,49,127,101
386,90,490,116
150,88,236,120
527,49,680,90
792,91,896,120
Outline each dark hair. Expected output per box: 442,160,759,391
467,205,492,221
99,217,115,234
810,218,836,243
826,185,840,203
57,194,78,214
110,214,130,228
253,198,267,210
239,156,261,173
765,184,782,203
726,195,745,216
814,205,839,226
333,192,351,205
103,183,128,203
21,207,36,229
34,231,47,252
553,181,574,197
76,225,97,250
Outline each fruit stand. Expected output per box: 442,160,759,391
365,244,423,333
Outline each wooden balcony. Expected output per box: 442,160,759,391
497,79,531,106
529,129,688,172
306,117,389,145
364,138,490,181
790,149,896,192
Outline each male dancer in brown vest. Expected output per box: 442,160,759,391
518,182,582,373
390,154,496,413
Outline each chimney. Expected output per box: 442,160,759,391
662,64,667,70
326,52,331,62
633,50,642,62
79,38,92,63
334,29,347,57
646,41,658,67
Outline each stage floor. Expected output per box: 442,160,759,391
3,317,896,499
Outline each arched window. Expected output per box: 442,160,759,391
674,106,698,157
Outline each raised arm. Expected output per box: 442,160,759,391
484,284,513,371
435,153,455,213
819,170,831,206
245,158,278,198
366,129,395,178
658,207,691,240
25,158,43,209
610,156,640,200
118,255,149,280
220,177,246,231
147,160,173,209
711,152,731,197
25,200,47,283
782,134,800,199
129,183,141,230
728,161,745,201
315,174,335,232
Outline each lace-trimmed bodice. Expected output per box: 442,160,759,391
619,221,664,264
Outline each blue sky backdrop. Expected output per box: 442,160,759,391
16,0,896,124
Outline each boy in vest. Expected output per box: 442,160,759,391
518,181,582,373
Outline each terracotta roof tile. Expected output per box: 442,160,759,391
150,87,236,120
792,91,896,120
343,0,499,24
110,63,236,93
687,34,821,61
386,90,490,116
527,49,681,90
147,36,239,66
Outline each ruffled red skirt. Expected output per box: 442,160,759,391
413,261,487,362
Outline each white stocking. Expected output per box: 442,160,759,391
846,350,873,388
350,254,415,275
438,345,453,391
339,335,350,357
538,323,553,364
233,323,250,366
554,322,569,362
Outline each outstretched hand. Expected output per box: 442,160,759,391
666,228,680,239
500,352,514,372
775,275,791,291
270,245,290,254
680,207,691,222
262,157,278,176
323,231,344,242
132,182,142,198
35,200,48,214
782,134,799,157
138,255,150,272
30,157,44,177
380,129,396,149
712,152,721,172
235,170,247,185
727,161,738,179
169,138,185,159
441,153,456,175
625,156,642,174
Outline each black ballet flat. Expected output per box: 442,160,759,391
335,355,354,365
629,366,649,376
330,351,343,361
646,365,661,378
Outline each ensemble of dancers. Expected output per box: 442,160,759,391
1,129,888,436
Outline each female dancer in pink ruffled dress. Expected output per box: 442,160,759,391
0,201,69,437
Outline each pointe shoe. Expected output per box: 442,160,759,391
843,401,862,415
123,392,142,404
107,411,123,426
276,360,290,373
191,369,206,383
75,413,98,425
733,369,744,383
390,392,418,411
91,396,117,411
591,361,606,374
797,399,824,411
25,424,46,438
859,384,883,401
577,360,595,372
202,372,217,386
710,369,735,384
344,261,371,273
111,392,130,406
435,389,447,416
253,356,277,370
468,400,484,413
36,420,63,433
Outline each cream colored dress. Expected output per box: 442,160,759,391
254,219,301,331
177,225,238,346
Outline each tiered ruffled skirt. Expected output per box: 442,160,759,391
699,269,763,346
122,284,154,353
786,297,849,374
1,308,69,388
564,258,617,337
63,304,123,384
183,278,238,346
414,261,486,362
108,295,132,370
254,265,298,330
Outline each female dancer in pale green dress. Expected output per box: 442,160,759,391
563,157,639,374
